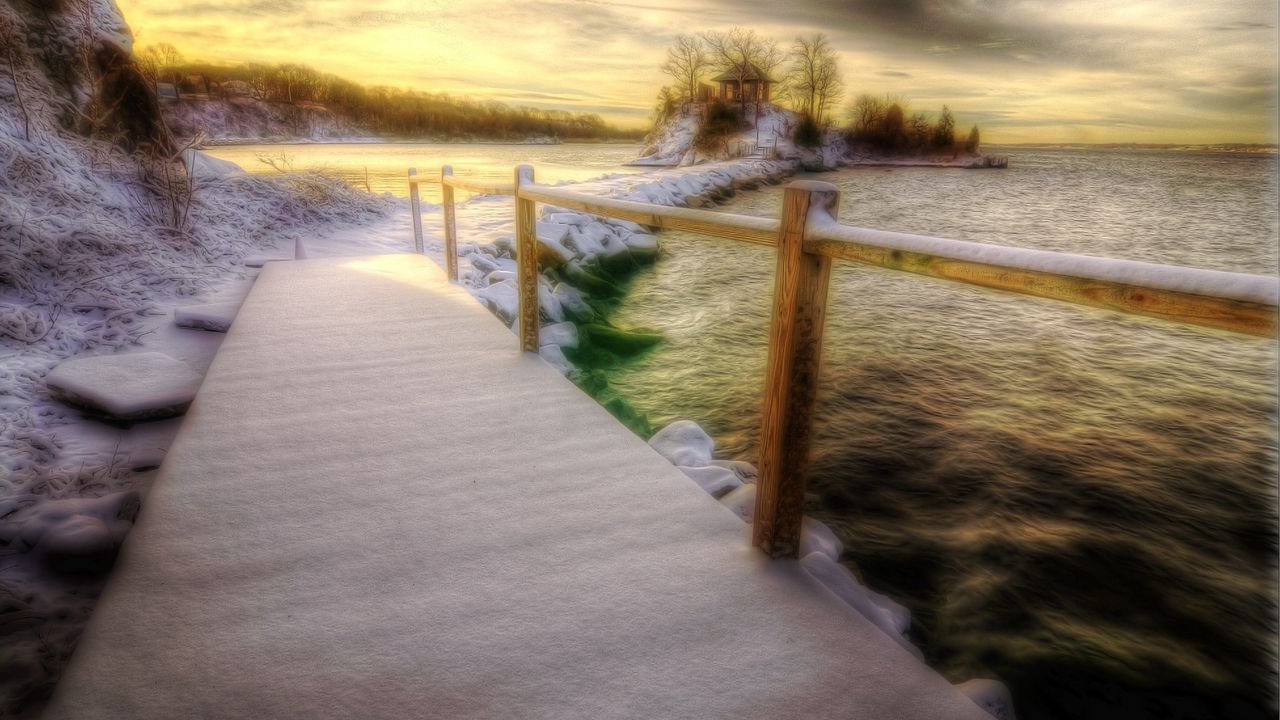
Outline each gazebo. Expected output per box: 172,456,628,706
711,63,774,103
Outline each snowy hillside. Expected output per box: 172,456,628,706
163,95,375,143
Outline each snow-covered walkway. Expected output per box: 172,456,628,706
43,254,989,720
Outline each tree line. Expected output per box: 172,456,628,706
656,28,982,153
134,44,642,141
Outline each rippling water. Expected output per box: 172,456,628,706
604,147,1278,719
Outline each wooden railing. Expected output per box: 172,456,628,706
410,165,1280,558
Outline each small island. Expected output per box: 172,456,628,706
634,28,1007,170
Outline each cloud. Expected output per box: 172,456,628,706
115,0,1279,141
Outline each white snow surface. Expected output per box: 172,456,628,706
43,255,989,720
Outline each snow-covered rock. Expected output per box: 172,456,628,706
486,270,516,286
647,420,715,467
538,344,572,375
543,212,588,226
799,552,921,660
470,253,503,276
538,283,564,323
677,465,742,499
174,302,241,332
956,679,1017,720
45,352,203,421
539,322,579,349
552,283,595,322
709,460,758,483
719,483,756,523
534,223,576,268
16,491,140,571
566,224,609,258
800,518,843,561
181,149,246,181
475,280,519,325
622,232,659,260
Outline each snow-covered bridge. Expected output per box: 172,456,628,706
43,254,994,720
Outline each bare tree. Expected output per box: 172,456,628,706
702,26,776,115
660,34,709,101
932,105,955,148
848,93,886,135
786,33,843,124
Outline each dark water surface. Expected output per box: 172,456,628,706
605,148,1278,719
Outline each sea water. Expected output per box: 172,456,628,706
604,147,1278,720
204,141,642,202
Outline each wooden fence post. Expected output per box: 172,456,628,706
753,180,840,558
514,164,540,353
408,167,424,254
441,165,458,281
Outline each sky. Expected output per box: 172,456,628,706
115,0,1278,144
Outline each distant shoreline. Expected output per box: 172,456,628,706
200,138,642,147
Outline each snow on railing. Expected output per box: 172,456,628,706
411,166,1280,558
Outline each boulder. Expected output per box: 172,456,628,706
539,322,579,350
709,460,758,483
538,283,565,323
534,222,575,269
956,679,1017,720
552,283,594,322
566,224,609,258
469,253,502,276
677,465,742,499
475,280,518,325
562,260,624,296
538,344,573,375
492,235,515,256
174,302,240,332
718,483,756,523
800,517,843,561
543,212,587,226
649,420,715,467
17,491,141,573
597,234,634,273
798,552,920,659
485,270,516,286
181,149,246,181
45,352,203,421
622,232,659,261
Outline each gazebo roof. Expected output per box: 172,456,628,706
710,63,775,84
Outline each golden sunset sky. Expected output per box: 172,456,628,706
116,0,1278,144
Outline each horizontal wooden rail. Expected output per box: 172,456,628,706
413,164,1279,559
442,175,516,195
516,184,779,247
805,224,1278,338
407,171,514,195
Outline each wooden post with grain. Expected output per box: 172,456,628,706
753,180,839,558
408,167,424,254
514,164,540,353
441,164,459,281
